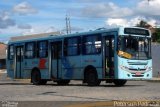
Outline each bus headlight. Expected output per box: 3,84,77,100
120,65,129,71
147,67,152,71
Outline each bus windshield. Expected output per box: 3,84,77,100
118,36,151,60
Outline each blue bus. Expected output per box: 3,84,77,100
7,27,152,86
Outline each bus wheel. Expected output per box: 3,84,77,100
31,69,47,85
113,79,127,86
86,69,101,86
57,80,70,85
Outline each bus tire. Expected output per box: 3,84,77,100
57,80,70,85
86,68,101,86
113,79,127,86
31,69,47,85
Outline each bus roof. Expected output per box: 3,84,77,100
8,27,151,44
8,27,119,44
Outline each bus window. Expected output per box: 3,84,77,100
83,34,101,55
25,42,35,59
16,46,23,62
64,37,80,56
52,42,62,59
105,37,115,56
118,36,151,59
38,41,48,58
8,45,14,60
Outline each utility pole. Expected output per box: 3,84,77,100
65,15,71,34
66,15,69,34
68,16,71,34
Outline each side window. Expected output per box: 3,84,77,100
83,34,101,55
25,42,35,59
107,37,114,57
64,37,81,56
38,41,48,58
52,42,62,59
8,45,14,60
16,47,23,62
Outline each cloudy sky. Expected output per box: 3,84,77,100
0,0,160,42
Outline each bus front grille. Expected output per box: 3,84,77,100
132,75,144,77
129,68,146,71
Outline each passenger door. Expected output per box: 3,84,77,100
15,46,24,78
103,34,116,78
51,41,62,79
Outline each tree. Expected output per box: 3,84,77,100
0,42,5,44
136,20,160,43
136,20,151,28
153,28,160,43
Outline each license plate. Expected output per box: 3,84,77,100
135,72,141,75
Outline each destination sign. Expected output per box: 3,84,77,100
124,28,150,36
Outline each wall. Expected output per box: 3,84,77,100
152,43,160,77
